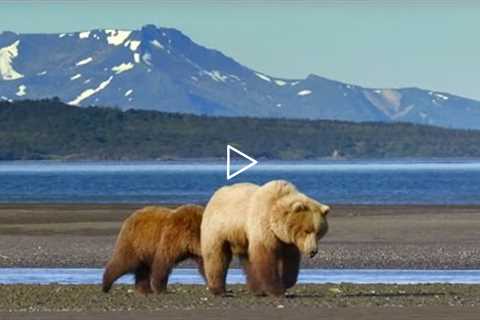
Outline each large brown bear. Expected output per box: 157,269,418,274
201,180,330,296
102,204,204,294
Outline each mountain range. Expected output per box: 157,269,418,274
1,24,480,129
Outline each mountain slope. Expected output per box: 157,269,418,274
1,25,480,129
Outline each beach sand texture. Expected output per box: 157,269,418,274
0,204,479,268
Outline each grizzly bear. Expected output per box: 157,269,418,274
201,180,330,296
102,204,204,294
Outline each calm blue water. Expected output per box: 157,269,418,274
2,268,480,285
0,160,480,204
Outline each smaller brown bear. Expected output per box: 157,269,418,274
102,204,204,294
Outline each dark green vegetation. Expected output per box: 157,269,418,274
1,99,480,160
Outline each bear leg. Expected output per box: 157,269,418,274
134,265,153,295
278,244,301,289
192,255,206,282
249,243,285,297
102,256,136,293
204,242,232,296
150,255,174,293
239,255,264,296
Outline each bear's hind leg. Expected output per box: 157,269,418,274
102,256,136,293
204,242,232,296
134,265,153,295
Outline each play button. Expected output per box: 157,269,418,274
226,145,258,180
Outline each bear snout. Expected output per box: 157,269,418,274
320,205,330,216
309,249,318,258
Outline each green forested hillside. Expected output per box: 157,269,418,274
1,99,480,160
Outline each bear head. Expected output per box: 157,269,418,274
266,180,330,258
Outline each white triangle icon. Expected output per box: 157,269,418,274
226,145,258,180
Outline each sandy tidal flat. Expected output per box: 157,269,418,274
0,204,479,268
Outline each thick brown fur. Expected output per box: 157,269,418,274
102,204,205,294
201,180,330,296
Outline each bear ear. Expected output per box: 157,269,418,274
291,201,306,213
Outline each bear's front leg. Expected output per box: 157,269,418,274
278,244,301,289
150,254,173,293
203,242,232,296
134,266,153,295
249,243,285,297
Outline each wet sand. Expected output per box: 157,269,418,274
0,204,479,268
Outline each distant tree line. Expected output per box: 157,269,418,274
1,98,480,160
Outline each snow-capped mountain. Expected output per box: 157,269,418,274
1,24,480,129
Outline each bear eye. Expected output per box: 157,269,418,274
292,202,306,213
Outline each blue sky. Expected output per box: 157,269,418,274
1,1,480,100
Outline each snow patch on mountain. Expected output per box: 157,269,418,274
391,105,414,119
150,40,164,49
201,70,228,82
68,76,114,106
142,53,152,66
133,53,140,63
70,73,82,80
297,90,312,96
274,80,287,86
105,30,131,46
16,84,27,96
111,62,134,74
79,31,91,39
435,93,448,100
76,57,93,66
0,40,24,80
255,73,271,82
1,96,13,102
37,70,47,76
127,40,141,51
125,89,133,97
428,91,448,100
